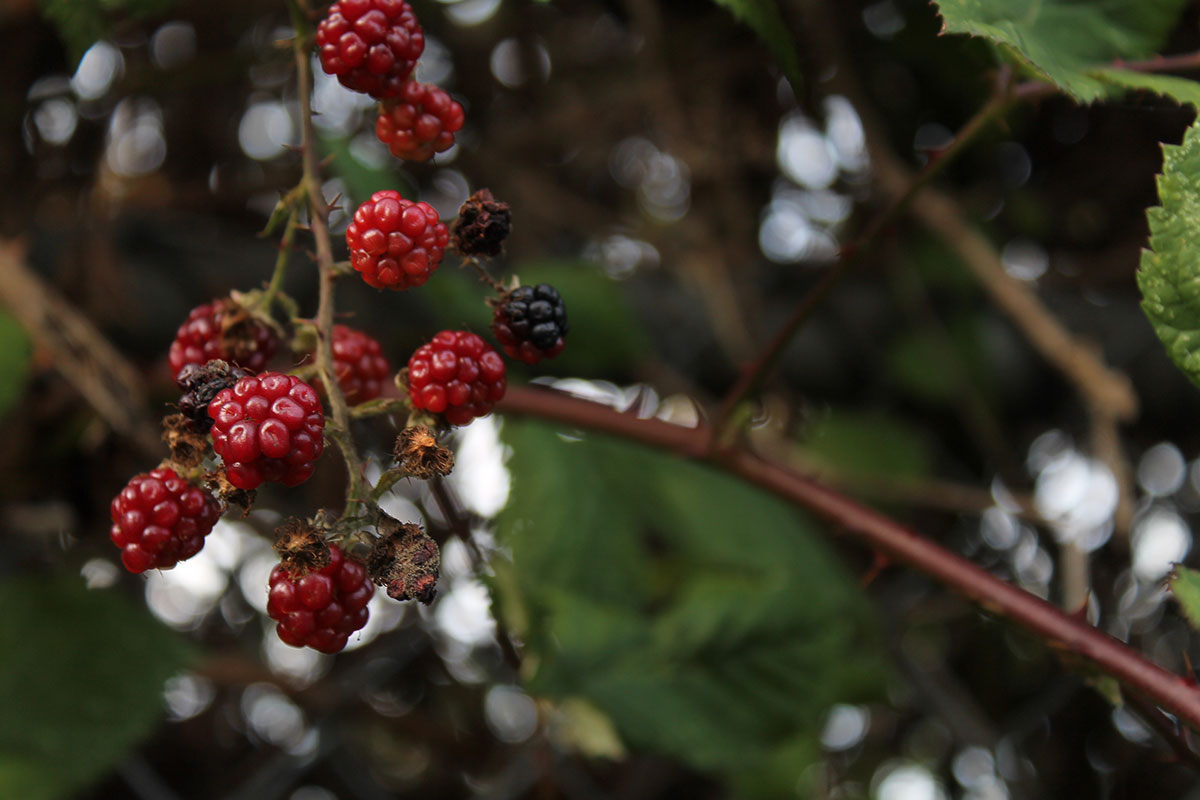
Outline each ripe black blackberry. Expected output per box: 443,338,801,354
492,284,569,365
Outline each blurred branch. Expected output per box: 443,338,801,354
496,383,1200,732
0,238,161,458
710,71,1017,444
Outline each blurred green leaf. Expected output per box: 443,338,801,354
932,0,1191,102
0,310,32,420
801,410,933,481
1170,566,1200,632
886,317,992,406
38,0,176,68
710,0,803,92
496,421,883,795
0,575,197,800
1139,118,1200,388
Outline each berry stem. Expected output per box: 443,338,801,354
709,68,1017,446
260,209,299,312
460,255,507,293
292,11,370,520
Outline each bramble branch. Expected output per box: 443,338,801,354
497,383,1200,730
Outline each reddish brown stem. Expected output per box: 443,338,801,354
496,384,1200,730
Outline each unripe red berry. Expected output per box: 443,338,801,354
407,330,506,425
110,468,222,573
346,190,449,290
375,81,464,162
267,544,374,654
208,372,325,490
167,300,278,380
316,0,425,99
331,324,392,404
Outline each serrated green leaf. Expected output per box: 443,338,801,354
0,310,32,420
38,0,176,68
0,575,197,800
1092,69,1200,107
710,0,803,92
1170,566,1200,632
932,0,1191,102
1138,119,1200,388
496,420,883,795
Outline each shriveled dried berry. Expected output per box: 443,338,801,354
393,425,454,478
452,189,511,258
368,519,440,604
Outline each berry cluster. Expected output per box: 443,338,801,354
208,372,325,490
375,81,464,162
110,467,222,573
268,544,374,654
408,330,507,425
106,2,570,661
346,190,449,290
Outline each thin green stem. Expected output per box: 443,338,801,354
260,211,299,311
710,72,1016,444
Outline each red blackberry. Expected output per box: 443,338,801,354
110,467,222,574
331,324,392,404
167,299,278,380
267,544,373,654
493,284,569,365
407,330,506,425
375,81,464,162
346,190,449,290
208,372,325,490
316,0,425,100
